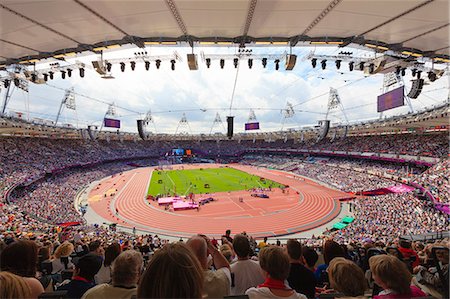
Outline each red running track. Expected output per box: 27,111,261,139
88,164,349,238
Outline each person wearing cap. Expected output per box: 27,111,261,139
57,253,102,299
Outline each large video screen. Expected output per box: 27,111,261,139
172,148,184,156
377,86,404,112
104,118,121,128
245,122,260,130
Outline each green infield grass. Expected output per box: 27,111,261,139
147,167,285,196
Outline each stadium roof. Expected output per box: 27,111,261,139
1,0,449,65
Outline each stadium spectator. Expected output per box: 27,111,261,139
314,240,345,286
246,246,307,299
0,271,32,299
95,242,121,284
286,239,316,298
0,240,44,298
137,242,203,298
327,257,367,298
51,241,75,278
222,229,233,243
187,235,231,298
369,255,426,298
302,246,319,273
230,234,265,295
258,237,269,249
414,244,449,297
397,240,420,269
82,250,143,299
57,253,103,299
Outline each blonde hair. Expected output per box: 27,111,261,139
53,241,74,259
328,257,367,297
0,271,32,299
369,255,411,294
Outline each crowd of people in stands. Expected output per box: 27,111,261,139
414,159,450,204
0,228,448,299
0,132,448,298
246,132,447,158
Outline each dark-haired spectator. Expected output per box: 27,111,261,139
369,255,426,298
302,246,319,273
95,242,121,284
187,235,231,298
286,239,316,298
222,229,233,243
328,257,368,298
258,237,268,250
314,240,345,286
57,253,103,299
246,246,307,299
138,242,203,298
398,240,420,269
89,240,104,256
230,234,264,295
83,250,142,299
0,240,44,298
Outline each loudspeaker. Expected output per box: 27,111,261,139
317,120,330,141
137,119,147,141
227,116,234,139
91,61,107,75
87,125,97,141
187,54,198,70
285,54,297,70
407,79,424,99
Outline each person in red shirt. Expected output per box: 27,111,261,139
398,240,420,269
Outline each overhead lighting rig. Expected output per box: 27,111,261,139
200,50,287,70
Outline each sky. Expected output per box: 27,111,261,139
1,45,448,134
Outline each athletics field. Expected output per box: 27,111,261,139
147,166,285,196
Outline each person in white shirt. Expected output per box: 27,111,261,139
246,246,307,299
187,234,231,298
231,234,265,295
82,250,143,299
